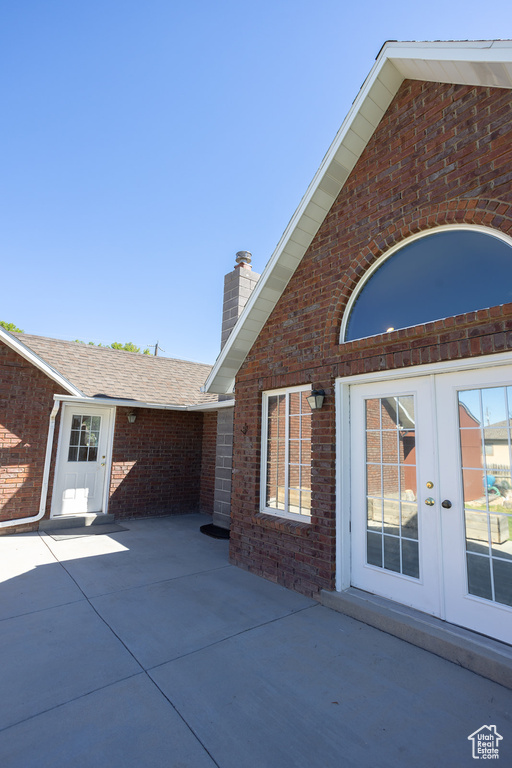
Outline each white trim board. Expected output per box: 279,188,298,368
205,40,512,395
53,394,234,412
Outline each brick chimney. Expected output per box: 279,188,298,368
212,252,260,532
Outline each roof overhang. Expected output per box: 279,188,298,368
53,394,234,411
205,39,512,394
0,327,83,397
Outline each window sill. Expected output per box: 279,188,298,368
253,512,312,536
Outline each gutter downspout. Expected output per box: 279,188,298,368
0,399,60,529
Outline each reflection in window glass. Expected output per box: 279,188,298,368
458,387,512,607
365,395,419,579
67,414,101,462
264,389,312,520
345,231,512,341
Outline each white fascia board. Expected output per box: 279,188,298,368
188,399,234,411
54,394,188,410
0,328,83,397
54,393,231,411
205,40,512,396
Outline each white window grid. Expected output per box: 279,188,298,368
261,385,312,523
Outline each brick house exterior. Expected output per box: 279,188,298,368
230,77,512,597
0,332,224,534
205,41,512,646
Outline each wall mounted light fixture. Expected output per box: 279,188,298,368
307,389,325,411
127,411,137,424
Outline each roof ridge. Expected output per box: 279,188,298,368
14,333,213,368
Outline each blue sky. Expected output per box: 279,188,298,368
1,1,512,363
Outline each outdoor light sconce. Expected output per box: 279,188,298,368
307,390,325,411
127,411,137,424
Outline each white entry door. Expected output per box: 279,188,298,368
350,367,512,645
52,406,113,517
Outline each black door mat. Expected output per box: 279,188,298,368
200,523,230,539
45,524,129,541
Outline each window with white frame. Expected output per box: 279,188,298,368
261,387,312,521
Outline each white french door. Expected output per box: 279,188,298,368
51,405,113,517
349,366,512,644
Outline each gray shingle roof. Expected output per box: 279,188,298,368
14,334,218,406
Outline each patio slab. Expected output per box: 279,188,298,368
91,564,314,669
151,604,512,768
0,674,217,768
40,515,230,597
0,599,140,730
0,532,84,620
0,513,511,768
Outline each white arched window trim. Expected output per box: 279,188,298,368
339,224,512,344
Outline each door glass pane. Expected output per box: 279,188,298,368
466,553,493,601
460,430,483,469
365,394,419,579
397,396,415,428
381,397,398,428
401,503,418,539
383,535,400,573
481,387,507,426
367,498,382,531
382,431,398,464
67,414,102,462
458,386,512,607
401,539,419,579
367,532,382,567
493,558,512,607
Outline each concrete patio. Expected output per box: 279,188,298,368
0,513,511,767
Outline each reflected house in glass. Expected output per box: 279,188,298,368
204,40,512,654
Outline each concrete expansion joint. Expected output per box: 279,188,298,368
0,671,144,736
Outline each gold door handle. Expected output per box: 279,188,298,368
425,497,435,506
101,462,105,466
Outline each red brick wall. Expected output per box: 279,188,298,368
108,407,205,518
200,411,217,514
0,341,66,533
230,79,512,597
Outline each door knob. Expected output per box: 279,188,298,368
425,497,435,506
441,499,452,509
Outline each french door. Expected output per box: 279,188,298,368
350,366,512,644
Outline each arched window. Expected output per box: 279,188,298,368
342,228,512,342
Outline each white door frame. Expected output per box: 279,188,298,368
335,349,512,594
51,403,116,518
